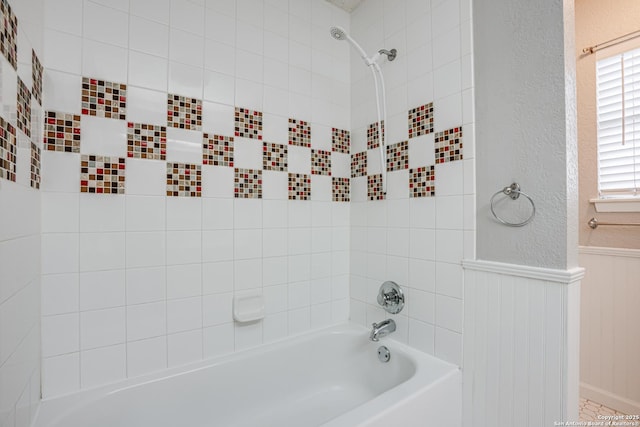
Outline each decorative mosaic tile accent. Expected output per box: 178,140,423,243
17,78,31,137
0,116,16,182
410,165,435,198
82,78,127,120
30,142,41,189
331,128,350,153
80,155,125,194
234,168,262,198
44,111,81,152
166,162,202,197
311,149,331,176
332,177,350,202
167,94,202,130
32,50,43,105
0,0,17,69
434,126,463,164
351,151,367,178
127,122,166,160
386,141,408,172
288,173,311,200
203,134,234,167
579,398,626,422
235,107,262,140
367,174,384,201
263,142,287,171
408,103,434,138
288,118,311,147
367,121,384,149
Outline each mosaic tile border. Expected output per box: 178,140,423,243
203,134,234,167
408,103,434,139
167,94,202,130
166,162,202,197
367,174,384,201
44,111,81,153
235,168,262,198
0,116,17,182
263,142,287,171
288,173,311,200
332,177,350,202
351,151,367,178
235,107,262,140
17,77,31,137
30,141,41,189
311,149,331,176
80,154,125,194
289,118,311,147
332,128,350,154
367,121,384,150
127,122,166,160
0,0,17,69
32,50,43,106
409,165,435,198
386,141,408,172
82,77,127,120
435,126,463,164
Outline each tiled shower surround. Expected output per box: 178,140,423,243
35,0,474,401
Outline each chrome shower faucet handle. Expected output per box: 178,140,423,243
376,281,404,314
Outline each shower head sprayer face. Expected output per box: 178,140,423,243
330,26,347,41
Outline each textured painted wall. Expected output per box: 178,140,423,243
576,0,640,249
474,0,578,269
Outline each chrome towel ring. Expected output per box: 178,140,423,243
490,183,536,227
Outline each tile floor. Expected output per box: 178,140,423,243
580,398,626,421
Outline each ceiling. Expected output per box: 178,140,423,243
325,0,365,13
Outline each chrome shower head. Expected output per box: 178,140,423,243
330,26,347,41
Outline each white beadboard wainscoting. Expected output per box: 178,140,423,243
579,246,640,416
462,260,584,427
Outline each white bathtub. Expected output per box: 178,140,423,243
33,324,461,427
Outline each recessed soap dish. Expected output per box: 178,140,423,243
233,291,264,323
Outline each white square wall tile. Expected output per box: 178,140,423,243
169,28,204,67
202,293,233,326
83,2,129,48
203,323,234,358
435,161,464,196
234,258,262,291
234,199,262,228
127,336,167,377
262,170,288,200
42,353,80,398
235,229,262,259
330,152,350,179
129,16,169,58
408,319,435,354
41,233,79,275
166,197,202,230
43,30,82,74
41,151,81,193
202,230,234,263
169,61,204,99
126,231,166,268
264,312,288,343
79,232,126,272
126,267,166,304
80,116,127,158
202,198,234,230
41,313,79,357
79,270,125,311
127,86,168,125
168,329,203,367
128,51,168,92
202,101,235,135
435,229,463,263
41,273,79,316
79,194,126,232
80,344,126,388
202,261,234,294
201,166,234,198
203,70,235,106
80,307,126,350
409,258,436,293
167,264,202,299
262,256,287,287
43,70,82,114
167,297,202,334
166,231,202,265
435,195,464,230
233,137,263,170
126,158,168,196
82,39,129,84
127,302,167,341
126,196,166,231
287,145,311,175
166,128,203,164
435,327,462,366
435,295,463,333
262,200,288,228
235,321,263,351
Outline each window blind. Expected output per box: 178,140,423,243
596,47,640,197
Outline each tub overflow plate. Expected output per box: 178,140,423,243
377,346,391,363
